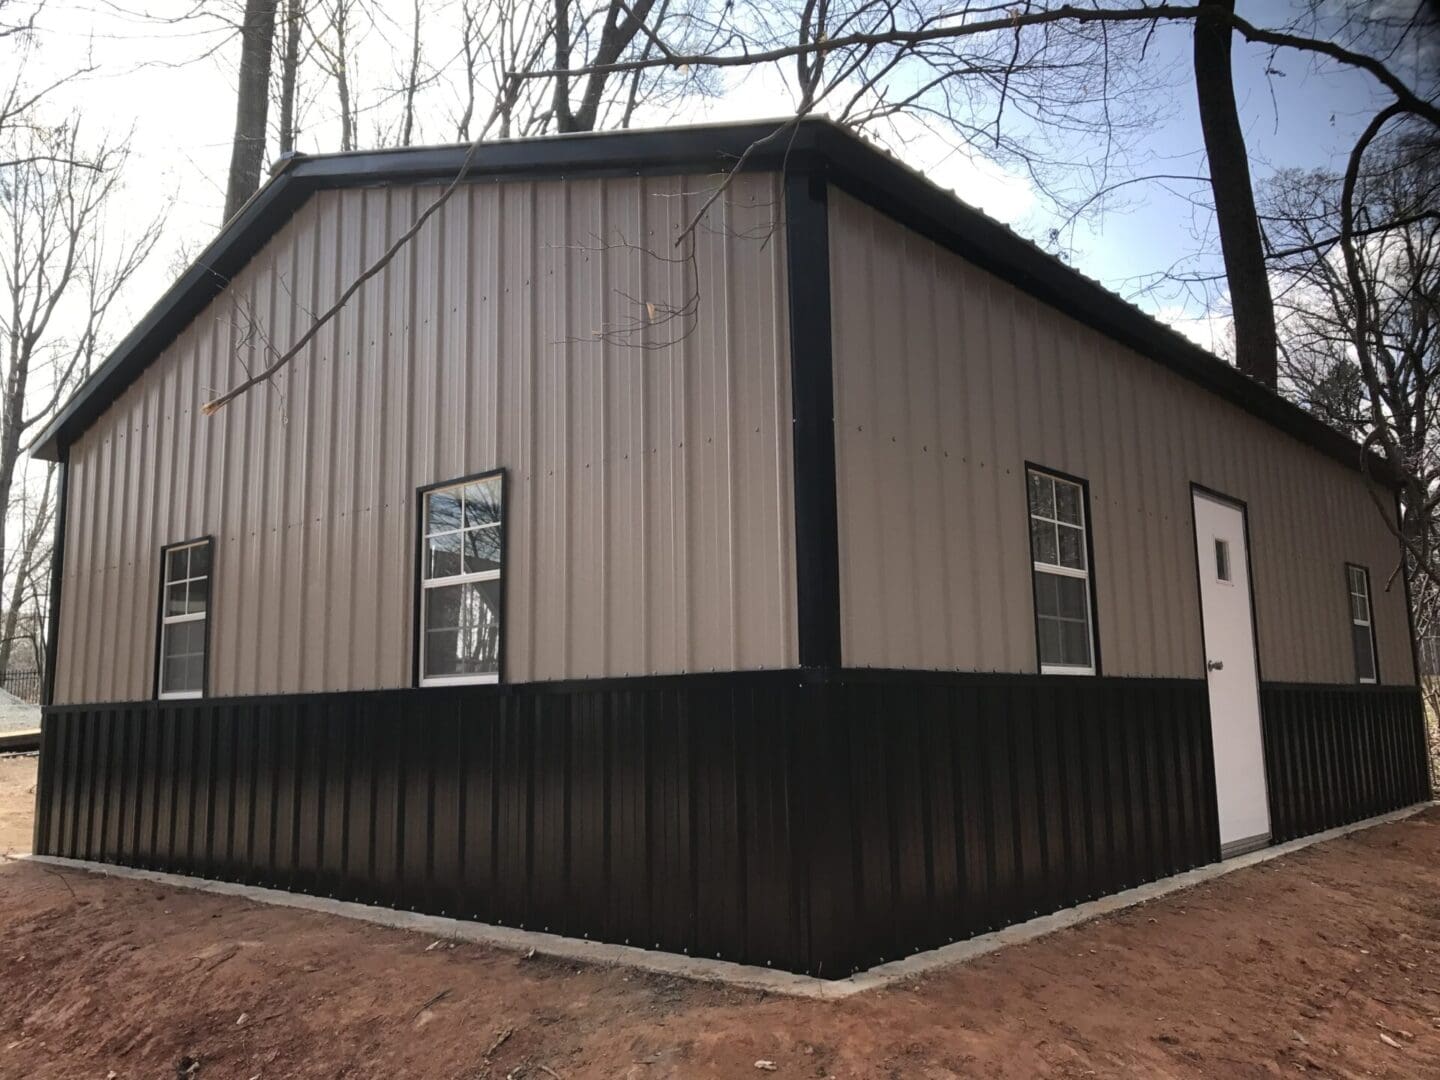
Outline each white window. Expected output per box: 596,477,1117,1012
419,473,503,685
1027,468,1097,675
1348,564,1377,684
158,539,211,699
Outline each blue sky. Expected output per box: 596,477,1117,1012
1055,5,1397,345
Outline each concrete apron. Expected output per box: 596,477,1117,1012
21,802,1435,1001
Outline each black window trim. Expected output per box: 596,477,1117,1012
412,467,508,688
153,534,214,700
1345,561,1379,685
1024,462,1103,677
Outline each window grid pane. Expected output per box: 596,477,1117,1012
463,479,503,527
427,489,462,534
427,530,463,579
162,541,210,620
1054,481,1081,525
1028,473,1087,572
423,481,504,585
1353,625,1377,681
1033,570,1093,669
424,580,502,678
1028,472,1054,519
1057,524,1085,570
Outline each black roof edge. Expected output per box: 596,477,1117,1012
29,116,1397,490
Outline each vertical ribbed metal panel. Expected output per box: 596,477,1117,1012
53,174,796,704
828,188,1415,685
1260,683,1430,841
34,670,1219,978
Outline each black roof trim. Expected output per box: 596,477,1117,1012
30,117,1392,487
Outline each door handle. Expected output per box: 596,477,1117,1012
1207,659,1224,671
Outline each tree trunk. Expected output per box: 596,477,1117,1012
552,0,575,131
0,403,21,591
401,0,422,146
278,0,300,155
335,0,355,151
223,0,279,222
1193,0,1277,386
567,0,657,133
0,352,30,587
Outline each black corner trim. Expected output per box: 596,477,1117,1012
40,452,69,706
411,467,508,688
784,168,842,670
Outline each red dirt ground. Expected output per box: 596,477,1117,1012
1,750,1437,1078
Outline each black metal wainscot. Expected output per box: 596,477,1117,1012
1259,683,1429,843
39,669,1223,978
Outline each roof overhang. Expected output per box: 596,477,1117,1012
28,117,1397,488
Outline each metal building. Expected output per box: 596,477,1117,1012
29,119,1431,978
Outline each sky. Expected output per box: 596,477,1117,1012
5,0,1422,361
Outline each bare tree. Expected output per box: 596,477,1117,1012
551,0,665,132
307,0,361,151
1,122,164,660
224,0,280,221
0,460,54,672
455,0,554,140
399,0,424,146
1266,123,1439,773
1268,141,1438,455
1193,0,1276,386
505,1,1438,366
1,0,98,170
277,0,306,154
1337,123,1439,563
1265,129,1439,730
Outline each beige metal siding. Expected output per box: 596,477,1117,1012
829,187,1414,685
54,173,797,704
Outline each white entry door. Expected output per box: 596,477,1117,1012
1192,490,1271,857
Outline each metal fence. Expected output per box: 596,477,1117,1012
0,669,41,704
